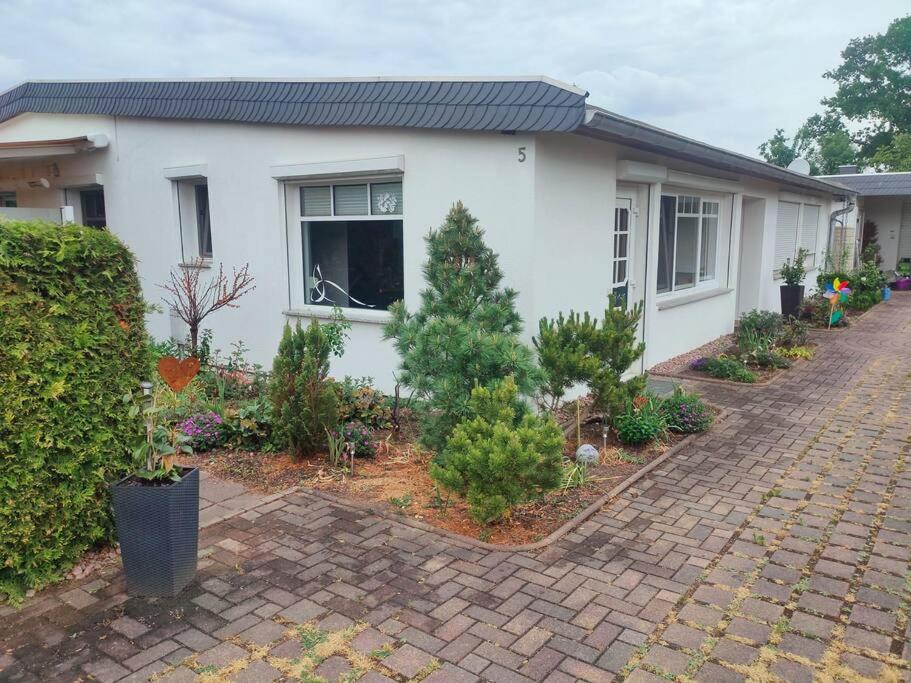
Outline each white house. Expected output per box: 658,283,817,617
0,77,852,391
817,168,911,274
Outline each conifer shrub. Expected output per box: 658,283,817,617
384,202,540,451
270,321,339,458
430,377,563,525
0,219,148,601
534,301,646,422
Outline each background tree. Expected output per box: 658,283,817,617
384,202,540,451
759,14,909,171
823,15,911,159
161,261,255,355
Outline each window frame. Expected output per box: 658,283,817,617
173,177,213,263
285,175,404,317
657,190,724,297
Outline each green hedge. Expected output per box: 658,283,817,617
0,220,148,601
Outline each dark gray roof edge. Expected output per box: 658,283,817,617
0,77,588,133
816,172,911,197
579,106,853,196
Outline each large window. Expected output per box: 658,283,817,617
774,200,820,274
0,192,16,207
657,193,721,294
297,180,404,310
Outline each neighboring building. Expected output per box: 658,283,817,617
817,168,911,274
0,78,852,391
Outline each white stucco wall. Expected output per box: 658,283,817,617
862,196,905,272
0,111,842,390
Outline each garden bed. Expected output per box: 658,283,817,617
180,414,702,546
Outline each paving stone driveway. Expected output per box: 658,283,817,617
3,296,911,682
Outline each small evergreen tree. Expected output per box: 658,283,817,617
384,202,540,451
534,300,646,422
430,377,563,524
270,321,339,458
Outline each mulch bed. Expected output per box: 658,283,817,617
185,417,691,546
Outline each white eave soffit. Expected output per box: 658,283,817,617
270,155,404,181
617,160,743,193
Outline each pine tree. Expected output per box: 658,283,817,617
384,202,540,451
270,321,338,458
430,377,564,524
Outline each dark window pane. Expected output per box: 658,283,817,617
305,220,404,310
80,189,106,228
657,195,676,294
195,184,212,258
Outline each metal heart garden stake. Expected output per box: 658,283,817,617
157,356,201,392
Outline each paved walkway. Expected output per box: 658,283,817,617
2,296,911,682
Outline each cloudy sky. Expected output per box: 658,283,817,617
1,1,906,156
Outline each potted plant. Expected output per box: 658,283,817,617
894,262,911,291
779,248,808,318
111,379,198,597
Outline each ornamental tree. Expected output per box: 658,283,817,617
384,202,540,451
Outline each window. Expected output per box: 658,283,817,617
0,192,16,207
296,179,403,310
195,184,213,259
774,200,820,274
80,189,106,228
657,193,722,294
174,179,213,260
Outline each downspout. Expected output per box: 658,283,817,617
827,197,855,270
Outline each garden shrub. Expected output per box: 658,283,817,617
270,321,339,458
778,317,810,348
176,412,225,451
535,301,646,422
384,203,540,452
338,421,377,457
222,397,272,451
695,355,757,383
0,219,148,601
615,397,667,445
736,309,782,345
430,377,563,525
779,345,813,360
659,388,714,434
336,376,392,429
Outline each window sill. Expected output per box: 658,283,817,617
656,287,733,310
179,259,212,269
283,306,393,325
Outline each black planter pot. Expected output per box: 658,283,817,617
111,467,199,597
780,284,804,319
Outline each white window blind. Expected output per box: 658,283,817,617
900,202,911,261
301,186,331,217
333,184,369,216
799,204,820,268
775,201,800,270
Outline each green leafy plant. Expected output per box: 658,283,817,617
336,376,392,429
736,309,783,345
615,397,667,445
659,388,713,434
779,345,813,360
430,377,563,524
779,248,808,286
534,301,646,422
697,355,757,383
388,494,413,510
777,317,810,348
270,320,340,458
617,450,645,465
384,202,540,452
325,427,348,470
222,397,272,451
560,459,590,491
0,219,149,601
126,384,194,482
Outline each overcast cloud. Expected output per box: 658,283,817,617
1,1,907,156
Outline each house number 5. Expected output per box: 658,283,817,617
517,146,526,162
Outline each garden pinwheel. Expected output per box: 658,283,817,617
824,278,851,327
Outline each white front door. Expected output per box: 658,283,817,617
613,193,646,373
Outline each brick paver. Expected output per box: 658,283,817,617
2,295,911,682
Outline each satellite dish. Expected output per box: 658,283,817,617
787,158,811,175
